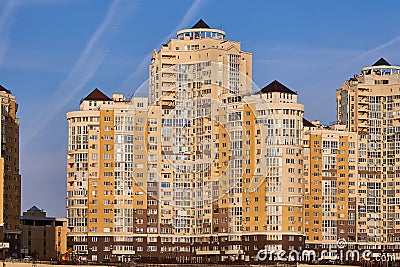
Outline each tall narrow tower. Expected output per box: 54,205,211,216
146,19,253,262
0,85,21,258
337,58,400,252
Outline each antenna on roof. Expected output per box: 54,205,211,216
220,25,224,30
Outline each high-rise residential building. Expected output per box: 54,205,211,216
0,85,21,258
302,120,358,255
337,58,400,254
66,20,307,264
66,89,148,262
21,206,68,260
244,81,305,256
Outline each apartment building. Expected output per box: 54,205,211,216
21,206,68,260
0,85,21,258
66,89,148,262
66,20,306,263
302,121,358,256
337,58,400,254
243,81,305,256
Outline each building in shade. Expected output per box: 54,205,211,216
66,19,307,264
0,85,21,258
336,58,400,253
21,206,68,260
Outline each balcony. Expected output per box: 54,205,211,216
112,250,135,255
196,250,220,255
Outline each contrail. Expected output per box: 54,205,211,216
329,35,400,75
343,34,400,68
22,0,133,146
172,0,205,37
119,0,207,92
0,0,16,66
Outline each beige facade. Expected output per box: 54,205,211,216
66,20,308,264
21,206,68,260
66,90,148,262
337,58,400,254
64,19,400,264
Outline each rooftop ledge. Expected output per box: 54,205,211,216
177,28,225,40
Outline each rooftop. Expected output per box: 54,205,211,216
82,88,112,102
191,19,210,29
0,85,11,94
372,57,391,66
176,19,225,40
303,118,316,127
257,80,297,95
28,206,41,211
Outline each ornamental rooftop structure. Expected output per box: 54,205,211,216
149,18,252,104
357,57,400,85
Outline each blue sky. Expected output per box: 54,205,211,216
1,0,400,217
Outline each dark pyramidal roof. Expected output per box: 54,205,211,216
303,118,316,127
192,19,210,29
258,80,297,95
28,206,41,211
0,85,11,94
372,57,391,66
83,88,111,101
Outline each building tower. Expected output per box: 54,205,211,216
302,120,358,254
146,19,253,262
66,89,148,262
337,58,400,252
149,18,252,105
0,85,21,258
244,81,305,255
66,20,307,263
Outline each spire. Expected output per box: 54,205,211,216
257,80,297,95
191,19,211,29
82,88,112,101
372,57,391,66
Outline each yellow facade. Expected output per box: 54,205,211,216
66,20,307,263
303,122,357,251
